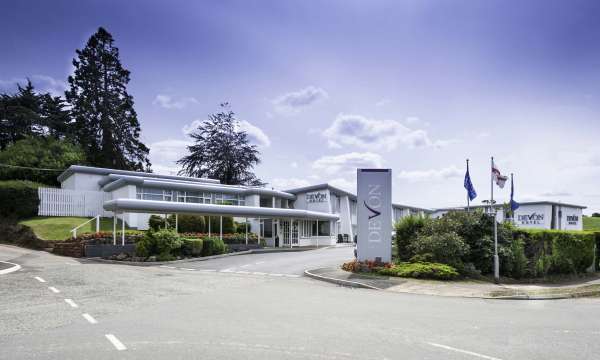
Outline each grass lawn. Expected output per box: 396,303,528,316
19,216,133,241
583,216,600,231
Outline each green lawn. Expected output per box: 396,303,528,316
583,216,600,231
19,216,133,241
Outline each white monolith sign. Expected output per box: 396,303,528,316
356,168,392,263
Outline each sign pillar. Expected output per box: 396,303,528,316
356,169,392,263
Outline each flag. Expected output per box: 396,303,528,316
491,160,508,188
464,166,477,201
510,174,519,211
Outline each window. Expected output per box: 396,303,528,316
214,193,245,206
318,221,330,236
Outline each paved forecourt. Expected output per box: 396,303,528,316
2,245,600,360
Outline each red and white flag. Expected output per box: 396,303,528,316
492,160,508,188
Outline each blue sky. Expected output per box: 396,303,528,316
2,0,600,213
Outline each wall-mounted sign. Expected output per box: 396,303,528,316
567,215,579,225
517,213,544,225
356,169,392,263
306,191,327,203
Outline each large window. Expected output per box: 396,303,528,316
214,193,245,206
137,187,244,206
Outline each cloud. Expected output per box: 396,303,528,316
312,152,384,176
153,94,198,109
539,191,573,197
270,177,311,190
323,114,453,151
290,162,299,168
181,119,270,147
148,139,191,175
272,86,328,114
397,165,463,182
0,75,67,97
328,177,355,192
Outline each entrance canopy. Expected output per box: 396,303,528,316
104,198,339,221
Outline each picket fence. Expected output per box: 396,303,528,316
38,188,113,217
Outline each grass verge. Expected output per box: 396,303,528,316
19,216,133,240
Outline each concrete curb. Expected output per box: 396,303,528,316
0,261,22,275
486,290,600,300
304,268,381,290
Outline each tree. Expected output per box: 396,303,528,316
0,137,85,185
177,103,262,185
66,27,150,171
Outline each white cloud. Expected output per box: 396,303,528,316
0,75,67,97
290,162,299,168
181,119,270,147
397,165,463,182
312,152,384,176
323,114,453,151
539,191,573,197
153,94,198,109
270,177,311,190
272,86,328,115
148,139,191,175
328,177,355,192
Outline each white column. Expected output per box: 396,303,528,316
316,220,319,248
258,217,261,246
175,214,178,234
121,215,125,246
220,215,223,241
289,219,293,248
272,196,275,208
208,216,211,237
113,215,116,246
95,216,100,234
245,217,248,245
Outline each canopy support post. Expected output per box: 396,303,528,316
220,216,223,241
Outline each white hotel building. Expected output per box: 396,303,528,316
53,165,429,247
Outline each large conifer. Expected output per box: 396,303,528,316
66,27,150,171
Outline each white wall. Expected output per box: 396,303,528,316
513,204,552,230
61,173,105,191
558,206,583,231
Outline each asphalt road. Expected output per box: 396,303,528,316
1,244,600,360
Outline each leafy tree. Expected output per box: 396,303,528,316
0,137,85,185
66,27,150,171
177,103,262,185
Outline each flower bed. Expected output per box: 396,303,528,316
341,260,460,281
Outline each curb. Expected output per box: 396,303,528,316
304,268,381,290
0,261,22,275
486,290,600,300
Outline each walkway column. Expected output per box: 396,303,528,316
113,214,116,245
289,218,293,248
121,214,125,246
175,214,178,234
219,215,223,241
208,216,211,237
316,220,319,248
245,217,248,245
258,217,261,246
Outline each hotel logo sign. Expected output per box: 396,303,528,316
567,215,579,225
306,191,327,203
357,169,392,263
517,212,544,225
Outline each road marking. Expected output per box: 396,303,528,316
34,276,46,283
268,273,284,277
64,299,79,308
0,261,21,275
105,334,127,351
198,269,217,272
282,274,301,278
178,268,196,271
254,261,265,265
160,265,176,269
82,313,98,324
48,286,60,293
252,272,267,275
240,264,251,268
427,342,502,360
235,271,250,274
221,268,235,272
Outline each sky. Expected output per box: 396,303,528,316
2,0,600,213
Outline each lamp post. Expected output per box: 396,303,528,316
483,199,499,283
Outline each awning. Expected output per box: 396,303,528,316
103,198,339,221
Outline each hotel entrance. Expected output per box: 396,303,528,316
279,219,299,247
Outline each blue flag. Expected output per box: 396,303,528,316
510,175,520,211
464,167,477,201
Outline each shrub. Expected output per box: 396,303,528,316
201,236,228,256
181,238,203,257
378,262,460,281
148,215,170,231
395,215,428,261
167,214,205,233
208,216,235,234
135,229,183,258
235,221,251,234
409,231,469,270
0,180,43,219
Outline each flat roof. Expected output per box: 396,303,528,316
433,201,586,211
57,165,220,184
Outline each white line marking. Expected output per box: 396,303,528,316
160,265,176,269
252,272,267,275
105,334,127,351
34,276,46,283
221,268,235,272
427,342,503,360
64,299,79,308
235,271,250,274
0,261,21,275
240,264,251,268
48,286,60,293
82,313,98,324
282,274,301,278
268,273,284,277
254,261,265,265
198,269,217,272
178,268,196,271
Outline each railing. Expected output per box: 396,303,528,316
71,215,101,239
38,188,112,217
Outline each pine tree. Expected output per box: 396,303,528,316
66,27,150,171
177,103,262,185
0,80,43,149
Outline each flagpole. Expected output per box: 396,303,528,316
491,156,499,284
466,159,470,212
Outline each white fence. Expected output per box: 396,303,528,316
38,188,112,217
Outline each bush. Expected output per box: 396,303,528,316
0,180,43,219
395,215,428,261
234,221,251,234
170,214,205,233
201,236,228,256
181,238,203,257
148,215,170,231
378,262,460,281
135,229,183,258
409,231,469,270
208,216,235,234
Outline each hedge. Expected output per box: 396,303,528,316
0,180,43,219
201,237,228,256
181,238,203,257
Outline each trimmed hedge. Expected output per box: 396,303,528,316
201,237,228,256
0,180,43,219
181,238,203,256
378,262,460,281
